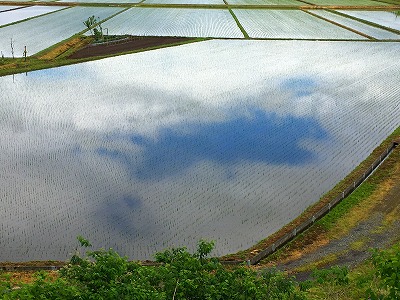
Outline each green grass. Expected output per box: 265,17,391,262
237,127,400,264
303,0,390,5
228,8,250,38
304,252,397,300
0,6,70,30
317,182,376,230
326,9,400,35
0,37,205,77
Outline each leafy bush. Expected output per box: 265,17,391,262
311,265,349,286
0,271,80,300
0,238,305,299
368,243,400,299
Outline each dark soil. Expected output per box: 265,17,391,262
68,36,195,59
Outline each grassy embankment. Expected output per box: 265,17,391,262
0,34,204,77
223,127,400,263
264,128,400,265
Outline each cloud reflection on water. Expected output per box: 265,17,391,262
282,77,317,98
0,40,399,261
97,109,328,181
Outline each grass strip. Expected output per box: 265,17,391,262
228,8,250,38
0,37,206,77
258,146,399,266
223,127,400,262
0,6,70,29
32,6,130,58
327,9,400,35
303,9,376,40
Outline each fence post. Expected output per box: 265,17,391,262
248,142,398,265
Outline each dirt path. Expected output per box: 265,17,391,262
68,36,195,59
267,148,400,280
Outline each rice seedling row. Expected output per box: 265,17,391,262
225,0,303,5
143,0,224,5
302,0,390,6
0,5,22,12
98,7,244,38
0,40,399,261
336,10,400,31
0,6,124,57
0,0,34,2
309,9,399,39
0,6,64,28
232,9,366,39
59,0,141,4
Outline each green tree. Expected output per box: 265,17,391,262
83,16,103,41
0,237,305,299
83,15,96,35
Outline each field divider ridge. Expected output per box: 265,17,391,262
0,5,71,29
326,9,400,35
227,7,249,39
33,6,130,58
302,9,376,40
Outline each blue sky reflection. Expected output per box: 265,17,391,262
97,109,328,181
98,195,142,235
281,77,317,98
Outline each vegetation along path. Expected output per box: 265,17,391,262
261,138,400,280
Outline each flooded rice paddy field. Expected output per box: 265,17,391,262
1,0,400,260
0,6,64,27
0,39,399,260
1,4,399,57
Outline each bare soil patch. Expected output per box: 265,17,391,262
68,36,195,59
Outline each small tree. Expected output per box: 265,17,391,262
83,16,104,41
83,15,96,35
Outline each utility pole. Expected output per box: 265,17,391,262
10,38,15,59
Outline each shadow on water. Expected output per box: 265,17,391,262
98,195,142,234
281,77,317,98
97,109,329,181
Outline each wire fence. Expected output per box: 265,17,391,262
2,140,398,270
249,139,399,265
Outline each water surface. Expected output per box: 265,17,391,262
0,40,399,260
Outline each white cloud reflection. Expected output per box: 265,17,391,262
0,40,399,260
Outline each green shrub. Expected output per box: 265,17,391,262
368,243,400,299
0,237,305,299
311,265,349,286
